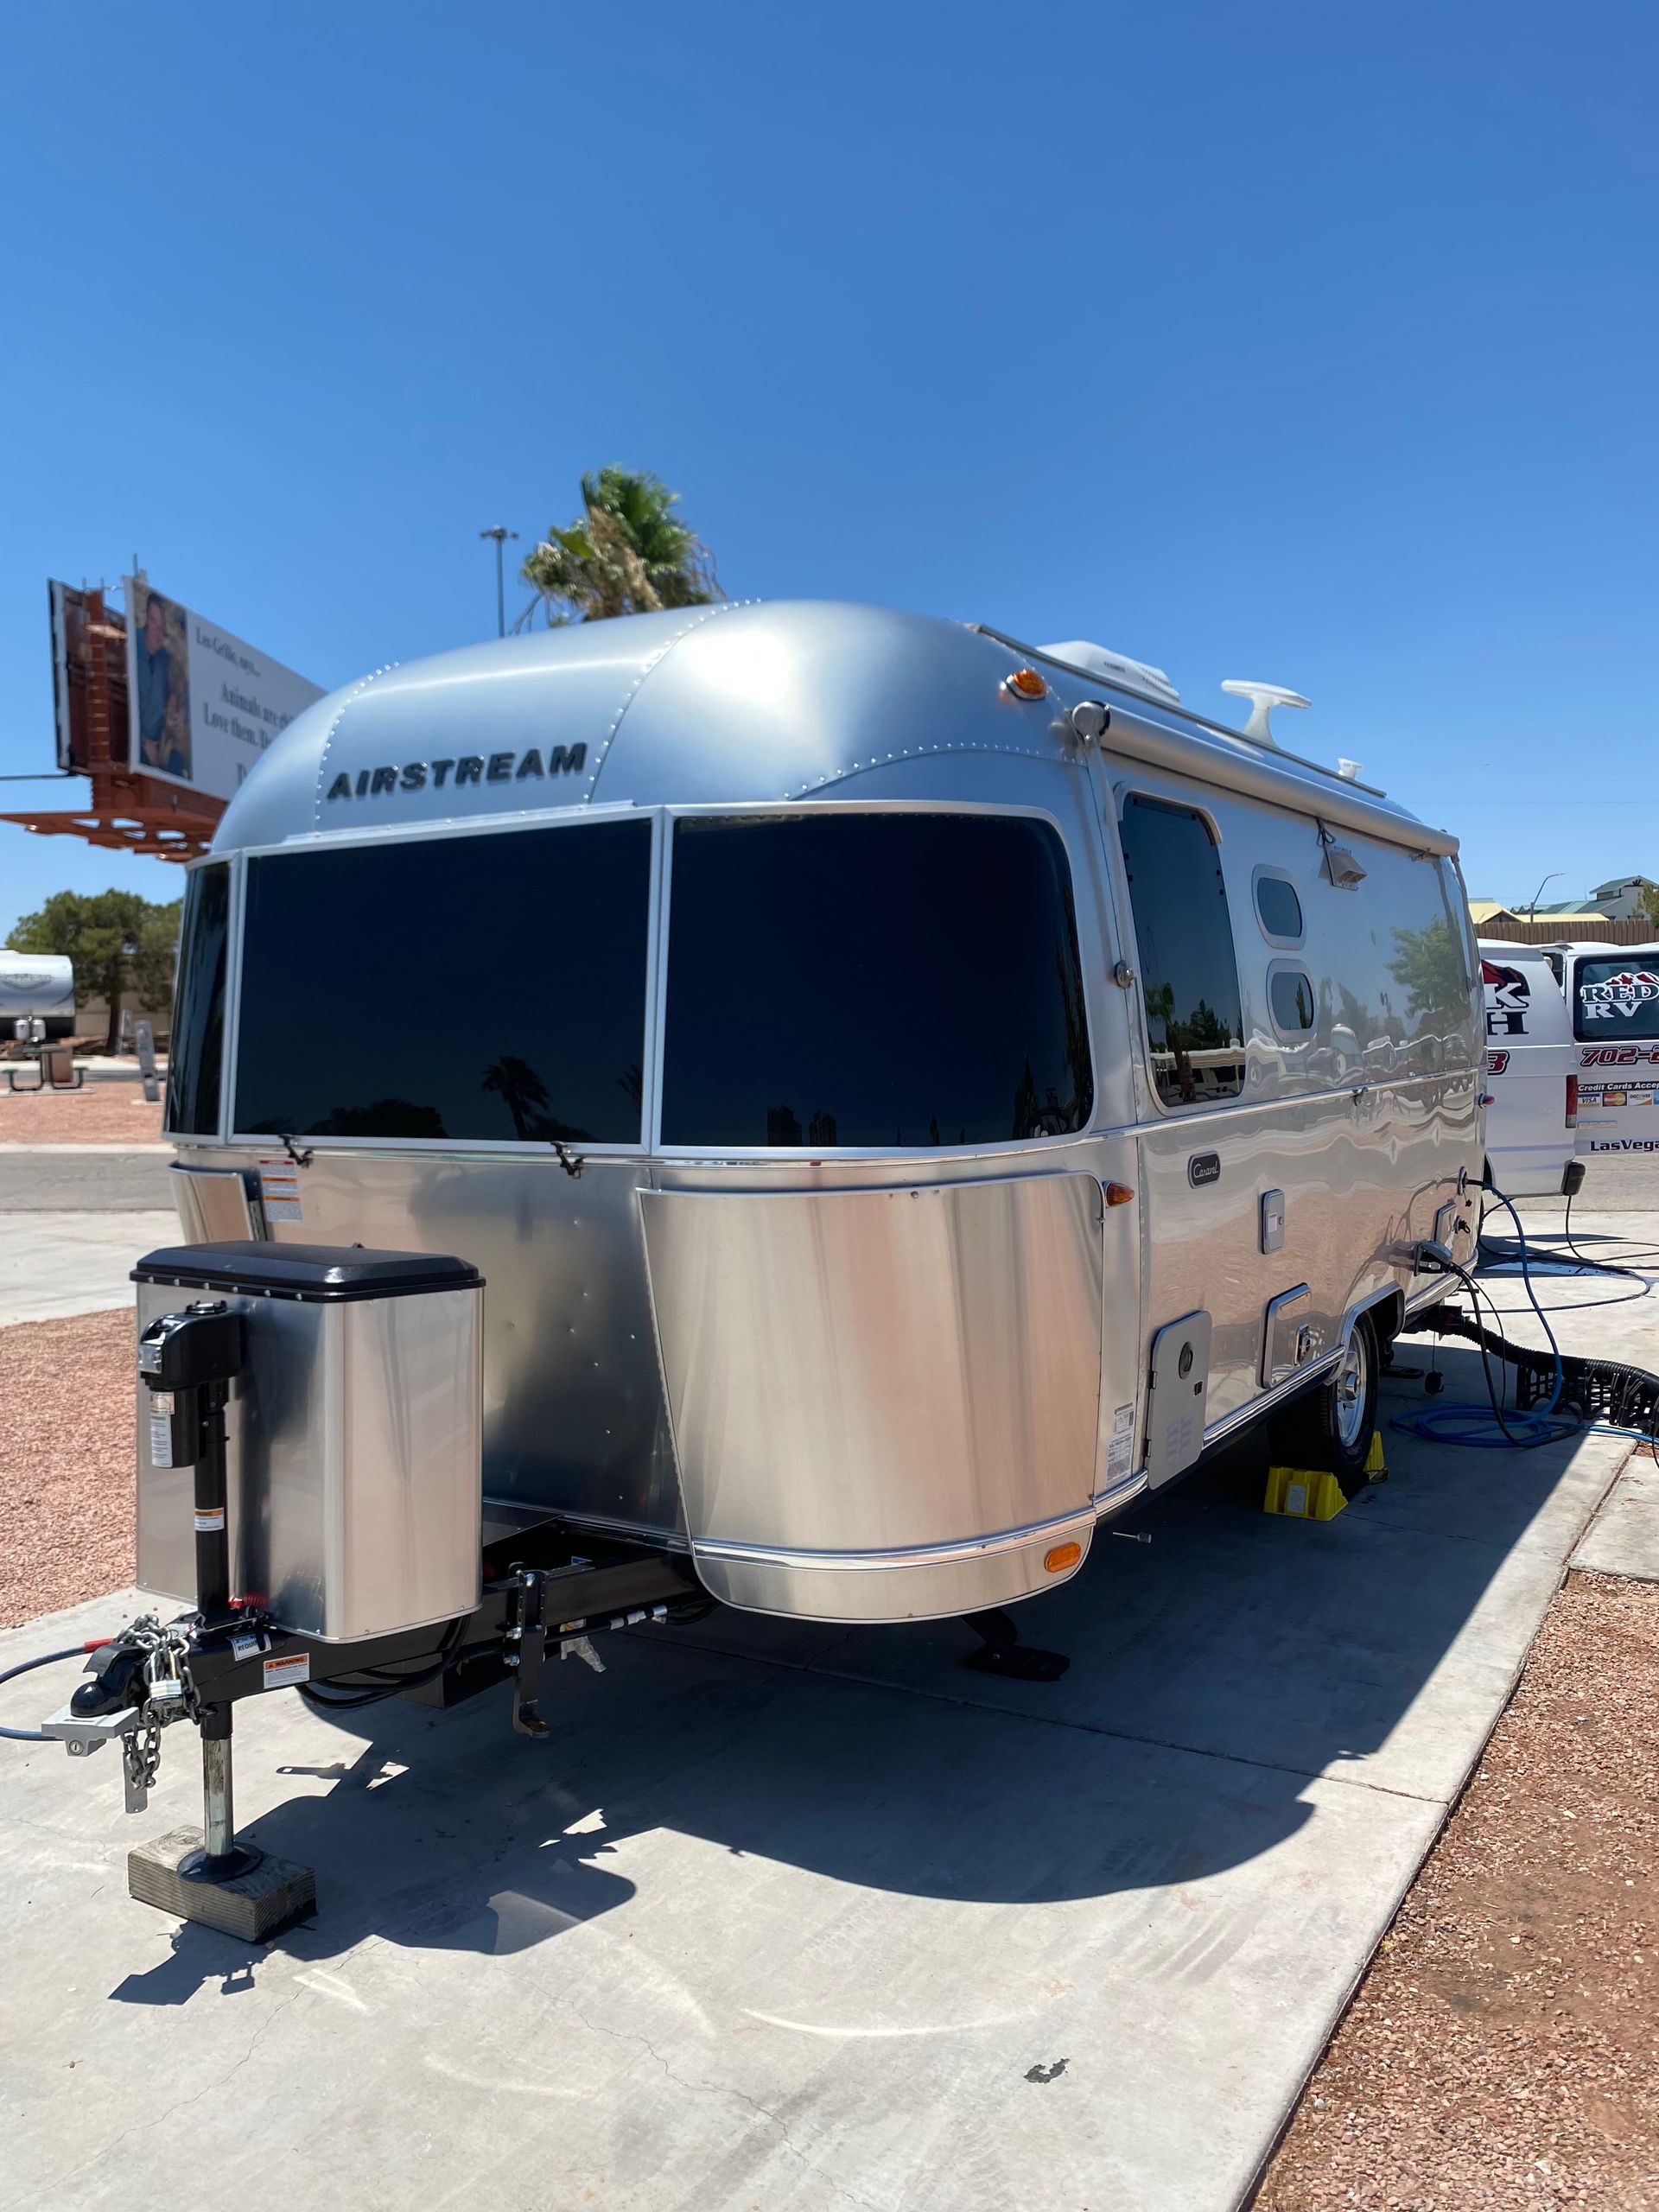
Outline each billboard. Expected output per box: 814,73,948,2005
124,576,325,804
48,580,129,772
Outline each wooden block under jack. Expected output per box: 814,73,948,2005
129,1828,316,1942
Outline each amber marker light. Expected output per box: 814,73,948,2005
1044,1542,1083,1574
1104,1182,1135,1206
1004,666,1047,700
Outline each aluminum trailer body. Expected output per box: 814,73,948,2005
155,600,1482,1628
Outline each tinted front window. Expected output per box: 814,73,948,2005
662,813,1092,1147
1118,795,1245,1107
1574,957,1659,1042
235,821,652,1141
165,862,229,1136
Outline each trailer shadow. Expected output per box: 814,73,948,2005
108,1350,1617,2006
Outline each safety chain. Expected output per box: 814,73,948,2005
122,1720,162,1804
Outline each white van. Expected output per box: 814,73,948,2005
1479,944,1580,1197
1557,942,1659,1157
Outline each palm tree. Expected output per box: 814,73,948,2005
520,468,721,626
481,1054,549,1141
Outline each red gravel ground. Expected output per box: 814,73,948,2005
1255,1568,1659,2210
0,1308,135,1627
0,1086,166,1144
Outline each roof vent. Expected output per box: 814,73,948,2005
1220,680,1310,751
1041,640,1180,709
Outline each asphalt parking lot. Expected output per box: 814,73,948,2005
0,1146,1653,2211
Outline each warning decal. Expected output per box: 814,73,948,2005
1104,1402,1135,1484
257,1159,303,1224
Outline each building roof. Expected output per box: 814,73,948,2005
1533,899,1611,918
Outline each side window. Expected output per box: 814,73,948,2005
1253,868,1304,947
165,861,230,1136
1573,957,1659,1042
1118,794,1245,1109
1268,963,1316,1038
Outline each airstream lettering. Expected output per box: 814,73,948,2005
141,601,1481,1640
325,741,586,804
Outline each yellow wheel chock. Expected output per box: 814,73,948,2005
1263,1466,1348,1521
1263,1434,1388,1521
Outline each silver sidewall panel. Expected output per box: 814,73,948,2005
694,1519,1096,1624
639,1173,1104,1618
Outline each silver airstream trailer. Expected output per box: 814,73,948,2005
159,598,1482,1616
36,602,1484,1924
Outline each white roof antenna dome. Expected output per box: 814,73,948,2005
1041,640,1180,709
1220,680,1310,751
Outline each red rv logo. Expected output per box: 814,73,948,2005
1579,969,1659,1022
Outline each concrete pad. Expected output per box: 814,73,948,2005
0,1141,175,1153
0,1150,176,1211
0,1248,1640,2211
0,1593,1440,2212
1495,1205,1659,1365
658,1357,1628,1807
1573,1457,1659,1580
1518,1154,1659,1211
0,1210,179,1325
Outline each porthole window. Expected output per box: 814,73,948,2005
1253,868,1304,947
1268,964,1317,1039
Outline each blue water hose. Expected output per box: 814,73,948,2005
1391,1185,1578,1450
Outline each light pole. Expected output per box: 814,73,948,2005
479,526,519,639
1524,871,1562,922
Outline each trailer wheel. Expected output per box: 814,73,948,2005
1269,1309,1380,1489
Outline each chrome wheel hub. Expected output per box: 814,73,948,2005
1334,1331,1369,1452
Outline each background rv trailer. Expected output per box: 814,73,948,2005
155,601,1483,1630
0,949,75,1040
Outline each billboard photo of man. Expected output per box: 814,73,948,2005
132,582,193,782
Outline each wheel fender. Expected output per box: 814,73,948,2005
1338,1287,1402,1357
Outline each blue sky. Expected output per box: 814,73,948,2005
2,2,1653,935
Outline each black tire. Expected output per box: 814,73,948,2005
1268,1308,1380,1491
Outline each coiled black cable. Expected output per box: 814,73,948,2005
0,1647,86,1743
297,1617,471,1713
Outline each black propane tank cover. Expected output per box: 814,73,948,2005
131,1241,484,1303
